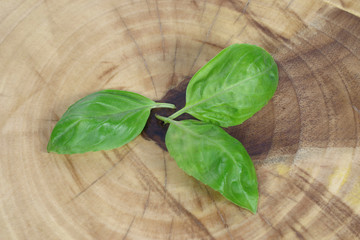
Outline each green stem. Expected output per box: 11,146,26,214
168,107,187,119
155,114,177,124
153,102,176,109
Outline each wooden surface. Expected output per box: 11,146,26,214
1,0,360,239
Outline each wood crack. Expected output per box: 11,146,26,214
188,1,222,75
122,216,136,240
69,145,135,202
130,149,215,239
114,7,158,98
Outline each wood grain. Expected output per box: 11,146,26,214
1,0,360,239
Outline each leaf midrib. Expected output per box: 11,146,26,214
184,61,275,114
171,121,256,209
64,103,157,120
171,121,241,170
50,104,155,147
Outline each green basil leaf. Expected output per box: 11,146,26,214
159,116,258,213
171,43,278,127
48,90,174,154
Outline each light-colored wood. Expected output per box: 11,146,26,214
1,0,360,239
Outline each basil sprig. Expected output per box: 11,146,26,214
169,44,278,127
48,44,278,213
156,116,258,213
47,90,175,154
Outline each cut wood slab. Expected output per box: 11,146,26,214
1,0,360,239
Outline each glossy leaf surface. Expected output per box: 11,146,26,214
171,44,278,127
162,117,258,213
48,90,174,154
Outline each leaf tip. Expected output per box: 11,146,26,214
248,205,258,214
246,197,258,214
47,140,57,153
46,142,52,153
